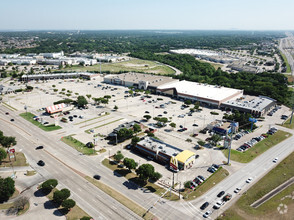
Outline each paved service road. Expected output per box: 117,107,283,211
187,129,294,219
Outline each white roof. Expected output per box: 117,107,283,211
158,80,242,102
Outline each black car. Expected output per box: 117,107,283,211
192,124,198,127
10,119,14,122
5,112,9,115
36,146,44,150
93,175,101,180
200,202,209,210
212,164,219,169
198,175,205,181
73,115,78,118
217,191,225,198
37,160,45,166
145,111,150,114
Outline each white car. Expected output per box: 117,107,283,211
234,187,241,193
246,177,253,183
273,158,278,163
213,200,225,209
203,210,212,218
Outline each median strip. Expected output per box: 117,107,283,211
85,118,124,133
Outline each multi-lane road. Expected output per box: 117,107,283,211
279,32,294,76
1,106,293,220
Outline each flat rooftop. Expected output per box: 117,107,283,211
137,137,182,157
223,96,276,111
158,80,243,102
104,72,178,87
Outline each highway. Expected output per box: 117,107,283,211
279,32,294,76
1,105,294,220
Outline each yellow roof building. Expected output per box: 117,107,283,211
175,150,195,165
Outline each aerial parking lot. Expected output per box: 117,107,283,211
1,75,293,193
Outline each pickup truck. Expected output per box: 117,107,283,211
222,193,232,201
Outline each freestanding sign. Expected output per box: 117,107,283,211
170,156,178,172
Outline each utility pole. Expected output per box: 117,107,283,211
290,104,294,124
227,123,235,165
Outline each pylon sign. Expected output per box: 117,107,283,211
170,156,178,172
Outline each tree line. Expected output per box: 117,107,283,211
130,52,290,105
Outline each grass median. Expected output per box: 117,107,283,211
0,151,28,167
19,112,62,132
85,118,123,134
183,167,229,201
85,176,155,220
218,151,294,220
222,130,291,163
281,117,294,129
281,52,291,73
61,135,97,155
102,158,179,201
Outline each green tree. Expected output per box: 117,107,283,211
86,94,92,101
41,179,58,192
143,115,151,121
0,148,7,164
136,164,155,183
151,172,162,181
77,96,88,108
133,124,141,133
210,134,222,146
169,122,176,130
0,177,15,202
104,95,111,100
62,199,76,210
131,136,140,147
114,151,124,162
184,100,192,105
123,158,138,171
53,188,70,204
0,136,17,149
114,105,118,111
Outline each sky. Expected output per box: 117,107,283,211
0,0,293,31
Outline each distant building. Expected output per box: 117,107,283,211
221,96,276,117
21,72,99,81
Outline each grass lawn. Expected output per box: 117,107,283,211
61,135,96,155
183,167,229,201
0,151,28,167
26,170,37,176
46,188,91,220
85,118,123,133
62,59,175,75
0,202,14,210
19,112,62,132
102,159,179,201
218,151,294,220
281,52,291,73
222,130,291,163
85,176,155,220
281,117,294,129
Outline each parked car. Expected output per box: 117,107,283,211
222,193,232,201
213,201,225,209
203,210,212,218
234,187,241,193
217,191,225,198
200,202,209,210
